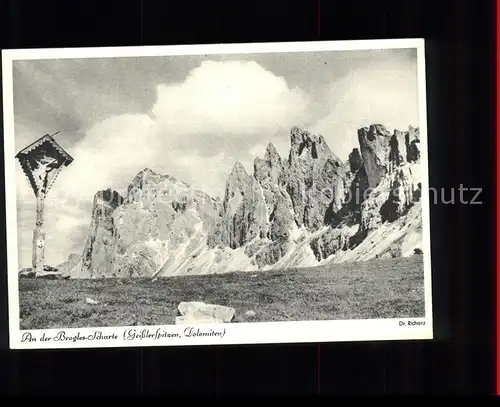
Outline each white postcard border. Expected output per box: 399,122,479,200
2,38,434,350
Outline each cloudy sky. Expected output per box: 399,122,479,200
12,46,419,268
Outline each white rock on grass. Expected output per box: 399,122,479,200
176,301,235,324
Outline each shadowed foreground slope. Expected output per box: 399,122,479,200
19,255,425,330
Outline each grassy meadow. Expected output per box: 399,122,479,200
18,255,426,330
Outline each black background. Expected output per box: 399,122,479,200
0,0,496,395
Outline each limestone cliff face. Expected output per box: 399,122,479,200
358,124,392,188
356,125,422,238
254,143,294,245
284,127,347,230
112,169,221,277
81,189,123,278
78,123,424,278
207,127,349,268
209,161,268,250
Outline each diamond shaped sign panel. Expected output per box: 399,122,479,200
16,134,73,197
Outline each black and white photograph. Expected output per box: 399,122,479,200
3,39,433,349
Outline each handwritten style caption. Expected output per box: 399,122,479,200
20,326,226,345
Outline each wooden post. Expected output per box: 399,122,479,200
32,193,46,275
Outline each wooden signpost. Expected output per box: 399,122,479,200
16,133,73,277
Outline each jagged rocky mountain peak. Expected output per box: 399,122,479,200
127,167,191,199
408,125,419,136
357,124,421,167
264,142,281,163
133,167,185,184
289,126,337,161
358,124,392,141
406,127,421,163
139,167,154,175
133,167,156,183
254,143,283,185
75,122,424,279
94,188,124,209
229,161,249,179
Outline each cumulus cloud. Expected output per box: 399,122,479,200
152,60,310,139
310,56,419,160
146,60,315,198
54,113,157,201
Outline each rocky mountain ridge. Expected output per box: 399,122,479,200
70,123,423,279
